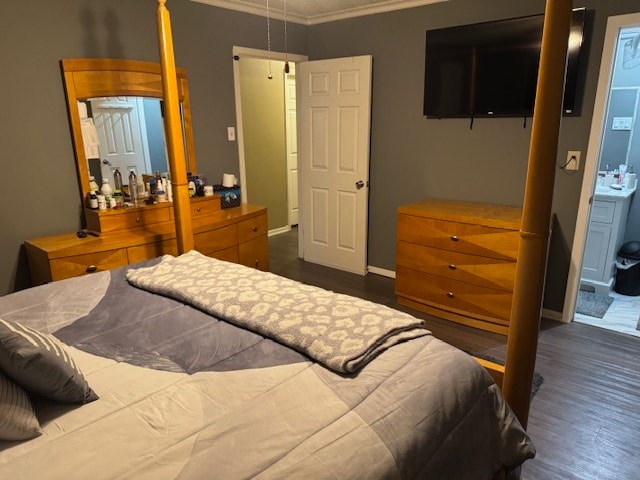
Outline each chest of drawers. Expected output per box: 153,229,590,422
395,199,522,335
25,203,269,286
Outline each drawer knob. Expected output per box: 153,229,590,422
86,265,97,273
196,207,201,212
252,226,258,232
446,291,455,299
135,217,141,222
254,259,259,267
448,264,456,270
450,235,458,242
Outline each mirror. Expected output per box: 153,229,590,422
61,58,197,202
82,96,168,188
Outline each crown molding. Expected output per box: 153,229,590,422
191,0,447,26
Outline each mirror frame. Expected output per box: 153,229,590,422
61,58,197,202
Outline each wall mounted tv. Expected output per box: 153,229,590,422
423,8,586,118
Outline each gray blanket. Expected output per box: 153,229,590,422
126,251,429,373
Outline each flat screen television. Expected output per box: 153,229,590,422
423,8,586,118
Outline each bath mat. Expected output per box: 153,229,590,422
576,290,613,319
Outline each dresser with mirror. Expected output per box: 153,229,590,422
25,58,268,285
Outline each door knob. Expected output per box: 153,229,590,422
355,180,365,190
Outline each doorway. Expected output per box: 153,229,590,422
564,12,640,337
232,46,307,240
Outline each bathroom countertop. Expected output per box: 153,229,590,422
594,184,636,200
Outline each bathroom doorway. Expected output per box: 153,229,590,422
564,12,640,337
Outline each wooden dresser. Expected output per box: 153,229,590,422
25,198,269,286
395,199,522,335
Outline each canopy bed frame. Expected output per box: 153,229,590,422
139,0,570,437
0,0,571,477
154,0,571,429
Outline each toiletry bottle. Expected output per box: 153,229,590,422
89,175,99,193
113,168,124,207
136,176,145,197
128,170,138,205
100,179,113,205
89,190,98,209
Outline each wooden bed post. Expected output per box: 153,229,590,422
156,0,194,253
502,0,573,429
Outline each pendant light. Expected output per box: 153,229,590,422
284,0,290,74
266,0,273,79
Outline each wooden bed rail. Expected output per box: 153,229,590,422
503,0,573,429
157,0,194,254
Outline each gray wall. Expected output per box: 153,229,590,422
307,0,640,312
0,0,306,295
2,0,640,314
606,28,640,243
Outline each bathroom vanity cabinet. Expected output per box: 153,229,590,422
395,199,522,335
581,185,636,295
25,199,269,285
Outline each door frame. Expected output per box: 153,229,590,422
232,46,308,236
563,12,640,323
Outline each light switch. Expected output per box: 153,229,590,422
227,126,236,141
612,117,633,131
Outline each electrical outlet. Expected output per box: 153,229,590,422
566,150,581,171
227,126,236,141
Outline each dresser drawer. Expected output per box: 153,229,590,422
396,240,516,291
190,197,221,218
50,249,129,281
127,239,178,264
397,214,519,261
395,265,512,324
204,246,239,264
194,225,237,255
94,207,172,233
238,235,269,271
237,214,268,244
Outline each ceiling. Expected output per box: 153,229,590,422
191,0,447,25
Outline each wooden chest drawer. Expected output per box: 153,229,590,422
204,246,239,264
50,249,128,281
238,235,269,271
397,213,520,261
396,240,516,291
127,239,178,264
92,207,172,233
190,197,221,218
194,225,237,255
395,265,512,325
237,214,268,244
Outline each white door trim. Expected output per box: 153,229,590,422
232,46,308,206
562,12,640,323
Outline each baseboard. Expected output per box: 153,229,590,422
542,308,564,322
367,266,395,279
268,226,291,237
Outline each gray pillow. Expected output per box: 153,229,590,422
0,318,98,404
0,369,42,441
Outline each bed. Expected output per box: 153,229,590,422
0,252,534,479
0,0,575,477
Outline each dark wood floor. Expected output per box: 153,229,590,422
269,228,640,480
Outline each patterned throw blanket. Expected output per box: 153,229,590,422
126,251,430,373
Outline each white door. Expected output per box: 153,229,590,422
91,96,151,183
298,55,372,275
285,69,299,226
